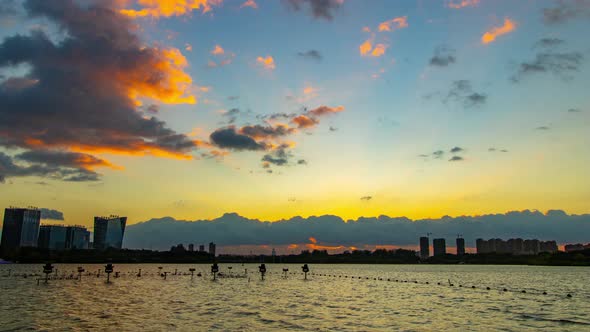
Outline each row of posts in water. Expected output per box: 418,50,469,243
1,263,573,298
34,263,310,284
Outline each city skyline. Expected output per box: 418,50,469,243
1,0,589,233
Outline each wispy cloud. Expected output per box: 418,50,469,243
297,49,322,61
481,18,516,44
120,0,223,18
378,16,408,32
429,46,456,67
446,0,480,9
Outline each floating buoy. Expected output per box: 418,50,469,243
503,288,508,292
567,294,572,298
486,287,490,290
521,290,526,293
542,291,547,295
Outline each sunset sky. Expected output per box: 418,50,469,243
1,0,589,229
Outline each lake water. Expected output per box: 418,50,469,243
0,264,589,331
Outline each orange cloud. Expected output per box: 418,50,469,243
308,105,345,117
371,43,387,57
309,237,317,244
291,115,318,128
120,0,223,18
211,44,224,55
67,144,194,161
447,0,480,9
240,0,257,9
481,18,516,44
359,38,373,56
124,47,196,106
185,43,192,51
256,55,275,70
378,16,408,32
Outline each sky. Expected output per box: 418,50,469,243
1,0,590,234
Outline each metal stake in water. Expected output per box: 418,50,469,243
105,263,114,283
302,264,309,280
77,267,85,281
259,264,266,281
42,263,53,284
211,263,219,281
189,268,196,280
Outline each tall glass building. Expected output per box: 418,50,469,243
38,225,90,250
93,216,127,250
1,207,41,252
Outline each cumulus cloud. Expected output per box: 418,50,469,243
297,50,322,61
450,146,464,153
0,151,100,183
543,0,590,24
285,0,344,21
291,114,318,128
261,145,291,166
124,210,590,249
239,124,296,139
256,55,276,70
429,46,456,67
481,18,516,44
40,208,64,220
0,0,199,183
209,127,266,151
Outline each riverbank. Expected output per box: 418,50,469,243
2,247,589,266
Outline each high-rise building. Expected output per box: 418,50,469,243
419,237,429,259
188,244,194,252
38,225,68,250
199,244,205,252
1,207,41,252
38,225,90,250
93,216,127,250
433,238,446,256
209,242,216,256
66,226,90,249
456,237,465,256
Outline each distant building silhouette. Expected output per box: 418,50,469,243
476,238,557,255
199,244,205,252
456,237,465,256
419,236,429,259
170,243,186,253
564,243,590,252
188,243,194,252
209,242,216,256
433,238,446,256
1,207,41,252
93,216,126,250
